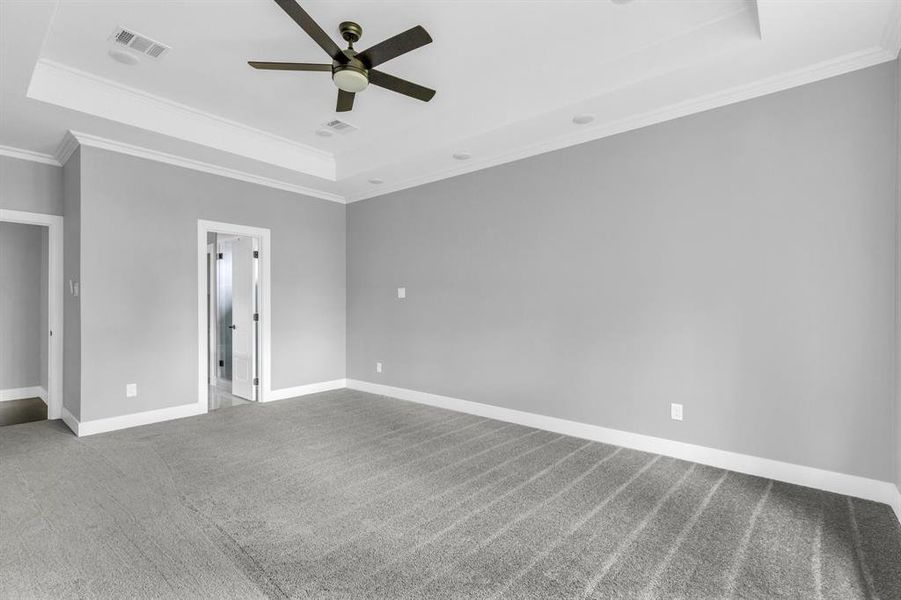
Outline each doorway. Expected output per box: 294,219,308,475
197,220,271,412
208,232,259,409
0,209,63,424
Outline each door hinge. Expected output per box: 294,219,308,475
253,377,259,386
253,313,259,321
217,252,223,259
253,250,259,259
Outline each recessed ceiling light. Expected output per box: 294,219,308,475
572,114,595,125
108,49,139,66
315,129,333,137
452,152,471,161
611,0,636,4
368,178,384,185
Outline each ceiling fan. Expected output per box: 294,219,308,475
249,0,436,112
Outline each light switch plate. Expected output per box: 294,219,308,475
376,362,382,373
126,383,137,398
397,287,406,299
671,403,683,421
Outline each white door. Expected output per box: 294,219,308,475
230,236,257,400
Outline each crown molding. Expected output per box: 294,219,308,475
55,131,80,166
0,144,61,167
64,131,346,203
346,45,896,203
28,59,337,181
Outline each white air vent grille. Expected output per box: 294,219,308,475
322,119,358,135
110,27,170,60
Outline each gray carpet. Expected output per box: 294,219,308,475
1,389,899,599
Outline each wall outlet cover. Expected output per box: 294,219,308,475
671,403,683,421
397,287,406,299
376,362,382,373
126,383,137,398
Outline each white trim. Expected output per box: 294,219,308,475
55,132,80,166
267,379,348,402
70,402,206,437
890,485,901,524
0,386,45,403
347,379,901,522
198,220,272,410
61,131,344,204
29,59,335,180
0,209,64,421
56,380,345,436
0,145,60,167
345,46,896,203
60,406,79,435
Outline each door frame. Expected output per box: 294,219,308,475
197,220,271,410
207,242,218,387
0,209,64,420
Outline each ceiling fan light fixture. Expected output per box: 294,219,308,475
333,66,369,93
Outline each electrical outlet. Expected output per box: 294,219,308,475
376,362,382,373
671,403,683,421
397,287,406,299
126,383,137,398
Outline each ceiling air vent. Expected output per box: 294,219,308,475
110,27,170,60
322,119,358,135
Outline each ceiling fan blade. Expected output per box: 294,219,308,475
272,0,347,62
369,70,435,102
336,89,355,112
355,25,432,69
248,61,332,71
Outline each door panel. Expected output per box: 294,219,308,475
230,236,256,400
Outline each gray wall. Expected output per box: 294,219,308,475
348,62,898,482
0,155,63,216
896,56,901,492
63,149,81,419
0,222,43,390
0,154,60,401
77,147,345,421
39,227,48,391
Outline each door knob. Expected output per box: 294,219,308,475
228,324,237,330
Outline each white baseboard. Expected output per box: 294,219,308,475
266,378,348,402
67,402,207,437
60,406,80,435
0,386,45,403
347,379,901,523
891,485,901,524
57,378,348,437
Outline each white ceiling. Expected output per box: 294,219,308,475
1,0,899,203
